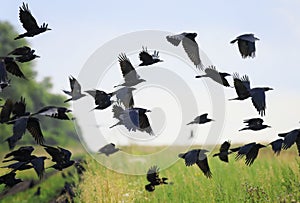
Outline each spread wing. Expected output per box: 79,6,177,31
118,53,139,83
139,114,154,135
182,36,203,69
139,49,153,63
19,3,39,31
250,89,266,116
27,117,44,145
166,33,185,46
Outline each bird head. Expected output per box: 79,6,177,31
257,144,266,148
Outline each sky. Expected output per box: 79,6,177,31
1,1,300,152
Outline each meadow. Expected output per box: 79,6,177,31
76,145,300,203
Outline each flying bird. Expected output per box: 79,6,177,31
229,73,273,116
268,139,283,155
85,89,114,110
3,57,26,79
63,75,86,103
213,141,233,163
98,143,120,156
111,105,154,135
33,106,72,120
42,144,75,170
0,60,10,91
145,165,168,192
239,118,271,131
115,53,146,87
7,46,40,63
230,34,259,58
233,142,266,166
15,3,51,40
139,47,163,66
178,149,212,178
3,146,34,163
187,113,214,125
195,66,231,87
0,172,22,188
278,129,300,156
166,32,203,70
0,98,13,123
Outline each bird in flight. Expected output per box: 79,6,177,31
115,53,146,87
145,165,168,192
33,106,72,120
268,139,283,156
213,141,233,163
98,143,120,156
63,75,86,103
239,118,271,131
232,142,266,166
195,65,231,87
178,149,212,178
187,113,214,125
7,46,40,63
0,60,10,91
113,86,135,109
85,89,114,110
230,34,259,58
166,32,203,70
278,129,300,156
15,3,51,40
139,47,163,66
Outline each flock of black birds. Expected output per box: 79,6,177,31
0,2,299,195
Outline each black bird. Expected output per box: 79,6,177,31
0,98,13,123
34,186,41,196
98,143,120,156
7,46,40,63
145,165,168,192
0,60,10,91
115,53,146,87
195,66,231,87
15,3,51,40
111,105,154,135
213,141,233,163
33,106,72,120
278,129,300,156
85,89,114,110
166,32,203,70
187,113,214,125
233,142,266,166
229,73,251,100
139,47,163,66
268,139,283,155
3,146,34,163
0,172,22,187
230,34,259,58
63,75,86,103
178,149,212,178
42,145,75,170
3,57,26,79
239,118,271,131
113,86,135,108
29,156,47,179
229,73,273,116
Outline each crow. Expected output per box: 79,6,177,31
145,165,168,192
195,66,231,87
0,60,10,91
33,106,72,120
85,89,114,110
98,143,120,156
63,75,86,102
268,139,283,156
213,141,233,163
42,145,75,170
0,172,22,187
239,118,271,131
233,142,266,166
113,87,135,108
139,47,163,66
15,3,51,40
187,113,214,125
230,34,259,58
278,129,300,156
3,146,34,163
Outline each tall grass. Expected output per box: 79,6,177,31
76,146,300,203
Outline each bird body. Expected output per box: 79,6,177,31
98,143,120,156
139,47,163,66
63,75,86,102
187,113,214,125
145,165,168,192
278,129,300,156
85,89,113,110
33,106,71,120
233,142,266,166
239,118,271,131
213,141,233,163
231,34,259,58
195,66,231,87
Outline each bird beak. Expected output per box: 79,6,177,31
159,59,164,62
47,28,52,31
146,110,152,113
36,55,40,58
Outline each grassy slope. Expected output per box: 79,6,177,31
76,145,300,203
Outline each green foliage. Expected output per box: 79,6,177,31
0,21,79,149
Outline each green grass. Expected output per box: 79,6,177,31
76,145,300,203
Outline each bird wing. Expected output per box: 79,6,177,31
0,61,8,82
235,142,256,160
71,77,82,95
232,73,251,98
146,165,160,183
282,129,299,150
139,49,153,63
58,146,72,161
42,145,63,163
250,88,266,116
245,146,259,166
139,114,154,135
26,117,44,145
118,53,139,83
12,97,26,117
200,113,208,120
114,87,135,108
183,150,199,166
269,139,283,155
112,105,124,120
0,99,13,123
236,34,258,43
166,33,185,46
220,141,231,152
7,46,31,56
30,157,45,179
182,35,202,69
195,157,212,178
244,118,263,126
94,90,110,106
19,3,39,32
4,60,26,79
296,136,300,156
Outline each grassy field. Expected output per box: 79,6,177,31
76,145,300,203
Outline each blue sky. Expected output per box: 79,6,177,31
1,1,300,150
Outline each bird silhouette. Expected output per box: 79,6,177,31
63,75,86,103
0,98,13,123
85,89,114,110
3,146,34,163
213,141,233,163
98,143,120,156
229,73,251,100
166,32,203,70
15,3,51,40
239,118,271,131
0,60,10,91
7,46,40,63
195,66,231,87
145,165,168,192
0,172,22,187
3,57,26,79
113,87,135,108
178,149,212,178
139,47,163,66
232,142,266,166
111,105,154,135
42,144,75,170
230,34,259,58
278,129,300,156
115,53,146,87
33,106,72,120
187,113,214,125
